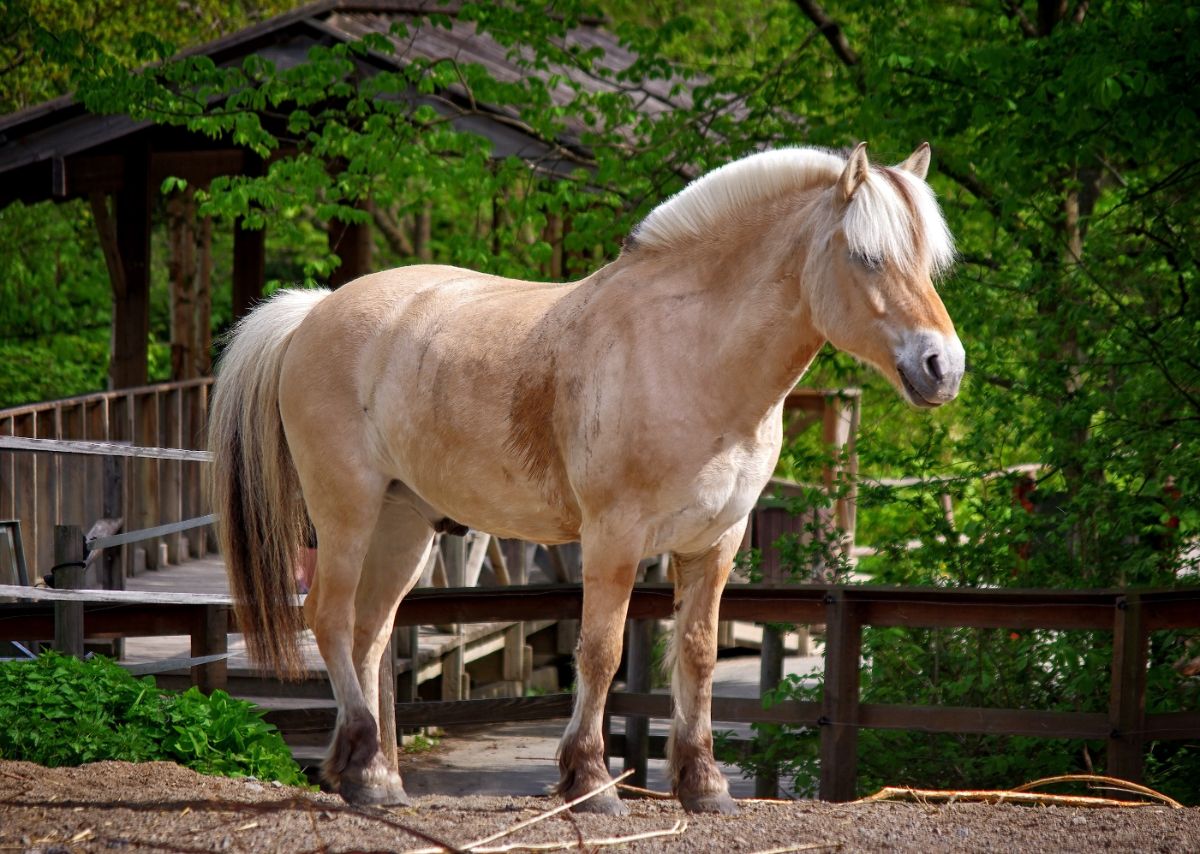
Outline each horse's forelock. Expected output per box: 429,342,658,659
845,166,955,278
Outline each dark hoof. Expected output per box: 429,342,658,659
340,776,412,807
679,791,738,814
570,793,629,815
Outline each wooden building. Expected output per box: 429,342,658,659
0,1,681,389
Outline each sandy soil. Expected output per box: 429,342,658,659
2,759,1198,853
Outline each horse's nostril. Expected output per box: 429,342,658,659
925,353,943,381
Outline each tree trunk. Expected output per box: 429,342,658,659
168,189,215,380
167,188,197,380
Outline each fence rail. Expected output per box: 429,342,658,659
0,379,213,579
2,581,1197,801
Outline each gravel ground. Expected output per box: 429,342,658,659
2,759,1198,853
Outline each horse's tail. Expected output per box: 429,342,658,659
207,288,332,680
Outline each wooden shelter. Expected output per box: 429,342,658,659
0,1,680,389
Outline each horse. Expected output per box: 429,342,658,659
207,141,964,814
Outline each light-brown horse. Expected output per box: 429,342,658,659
208,142,963,814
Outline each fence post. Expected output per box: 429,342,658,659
378,631,399,771
1107,592,1147,784
52,524,86,658
819,588,862,801
623,617,653,788
190,604,228,693
755,626,785,797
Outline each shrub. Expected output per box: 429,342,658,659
0,651,308,787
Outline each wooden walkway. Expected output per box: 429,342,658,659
121,557,544,701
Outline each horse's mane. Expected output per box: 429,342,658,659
631,146,954,277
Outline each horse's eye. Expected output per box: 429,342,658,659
851,252,884,272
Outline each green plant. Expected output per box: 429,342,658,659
401,732,440,754
0,652,309,788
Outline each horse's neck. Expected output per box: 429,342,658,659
605,229,825,430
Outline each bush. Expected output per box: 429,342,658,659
0,651,309,787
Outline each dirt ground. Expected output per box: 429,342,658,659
2,760,1198,854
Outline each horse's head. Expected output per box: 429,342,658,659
805,142,964,408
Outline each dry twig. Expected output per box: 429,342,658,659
856,772,1184,810
464,820,687,853
1010,774,1184,808
398,770,638,854
749,844,842,854
615,782,673,800
463,769,635,851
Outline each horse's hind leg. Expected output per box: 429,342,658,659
556,523,641,815
667,519,745,814
340,489,435,805
298,463,391,804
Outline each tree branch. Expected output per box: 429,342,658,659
790,0,865,92
1002,2,1037,37
370,199,415,257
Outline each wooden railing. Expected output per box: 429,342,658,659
4,582,1196,801
0,379,213,581
340,583,1200,800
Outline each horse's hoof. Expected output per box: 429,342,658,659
340,776,412,807
679,791,738,814
570,793,629,815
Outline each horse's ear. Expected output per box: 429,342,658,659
838,142,870,202
897,142,931,180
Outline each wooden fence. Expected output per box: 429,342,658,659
4,582,1197,801
0,379,213,579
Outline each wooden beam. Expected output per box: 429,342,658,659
150,149,245,188
110,144,152,390
232,221,265,320
328,202,373,287
60,155,126,197
232,153,265,321
50,151,248,199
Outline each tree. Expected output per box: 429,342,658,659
1,0,1196,798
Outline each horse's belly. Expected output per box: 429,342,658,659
404,464,580,544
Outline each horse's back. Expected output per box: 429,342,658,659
279,264,582,541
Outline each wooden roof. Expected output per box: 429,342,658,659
0,0,684,208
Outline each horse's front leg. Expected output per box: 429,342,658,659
668,518,746,814
556,525,641,815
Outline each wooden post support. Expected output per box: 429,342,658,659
102,455,124,590
52,524,86,658
443,535,466,587
623,617,654,788
378,630,399,771
109,145,153,390
442,641,466,702
1107,593,1147,784
755,625,785,797
190,604,228,693
819,589,862,801
396,624,420,703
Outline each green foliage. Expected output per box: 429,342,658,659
401,732,440,754
0,652,309,787
0,0,1197,799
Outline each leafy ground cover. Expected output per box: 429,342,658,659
0,651,308,787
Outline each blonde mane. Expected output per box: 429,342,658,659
631,146,955,276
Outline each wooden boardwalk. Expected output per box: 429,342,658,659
121,557,544,701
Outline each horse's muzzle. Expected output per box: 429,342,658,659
895,330,965,407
